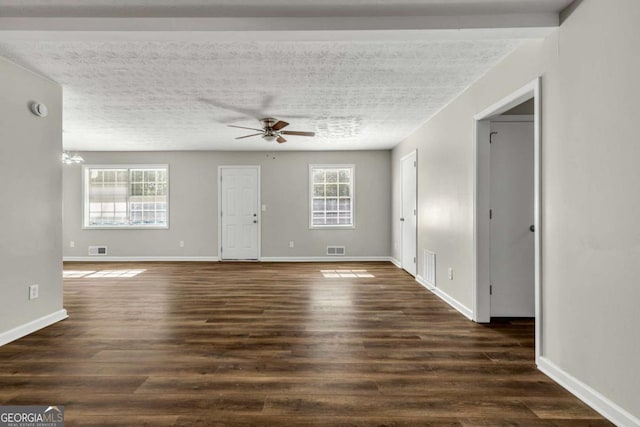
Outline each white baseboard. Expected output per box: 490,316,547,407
415,275,473,320
390,257,402,268
538,357,640,427
64,256,396,264
64,256,219,262
0,309,68,347
260,256,392,262
415,274,436,290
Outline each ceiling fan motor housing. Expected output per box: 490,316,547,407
260,118,278,129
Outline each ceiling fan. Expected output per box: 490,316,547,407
229,118,315,144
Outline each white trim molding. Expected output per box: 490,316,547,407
260,256,391,263
490,114,535,122
63,256,219,262
538,357,640,427
415,276,473,320
473,77,542,362
0,309,68,347
65,256,394,263
390,257,402,268
398,149,418,278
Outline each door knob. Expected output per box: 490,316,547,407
400,218,405,222
529,225,535,232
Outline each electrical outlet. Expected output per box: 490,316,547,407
70,240,75,248
179,240,185,248
29,284,39,300
448,268,454,280
289,241,294,248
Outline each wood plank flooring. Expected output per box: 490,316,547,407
0,262,611,426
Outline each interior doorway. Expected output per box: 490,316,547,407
219,166,260,260
400,150,417,276
473,78,541,362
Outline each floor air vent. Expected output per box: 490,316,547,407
423,249,436,287
88,246,108,256
327,246,346,256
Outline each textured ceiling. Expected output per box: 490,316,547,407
0,39,523,150
0,0,572,151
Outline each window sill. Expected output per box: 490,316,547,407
309,225,355,230
82,225,169,230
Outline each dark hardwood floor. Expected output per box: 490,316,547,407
0,262,611,426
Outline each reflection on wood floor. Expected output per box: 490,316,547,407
0,262,612,426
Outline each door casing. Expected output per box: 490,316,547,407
400,150,418,277
473,77,542,363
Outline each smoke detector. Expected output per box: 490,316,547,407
30,102,48,117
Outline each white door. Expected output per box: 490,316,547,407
401,151,417,276
490,120,535,317
220,167,259,260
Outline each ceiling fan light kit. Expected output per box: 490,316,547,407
230,117,315,144
62,151,84,164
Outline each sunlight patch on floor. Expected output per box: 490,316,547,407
320,269,375,278
63,270,95,278
63,269,146,278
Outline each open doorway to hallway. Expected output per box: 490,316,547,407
473,78,541,363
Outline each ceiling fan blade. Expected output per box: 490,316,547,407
272,120,290,131
235,133,263,140
229,124,264,132
277,136,287,144
281,131,315,137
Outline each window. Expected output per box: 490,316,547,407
83,165,168,228
310,164,354,228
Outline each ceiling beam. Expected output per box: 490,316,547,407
0,14,559,41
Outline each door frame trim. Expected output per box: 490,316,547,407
218,165,261,261
472,77,542,363
399,149,418,277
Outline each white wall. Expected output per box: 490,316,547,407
63,150,391,259
392,0,640,421
0,56,65,342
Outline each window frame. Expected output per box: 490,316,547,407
82,164,170,230
308,164,356,230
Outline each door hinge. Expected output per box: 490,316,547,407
413,257,416,264
413,209,416,216
490,285,493,295
220,211,223,217
413,161,417,167
489,209,493,220
221,247,223,253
